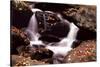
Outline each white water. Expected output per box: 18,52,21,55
26,9,79,63
26,9,44,46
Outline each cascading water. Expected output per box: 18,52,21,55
26,8,44,46
26,8,79,63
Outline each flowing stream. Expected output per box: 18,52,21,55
26,8,79,63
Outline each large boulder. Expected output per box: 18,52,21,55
63,5,96,32
35,11,70,38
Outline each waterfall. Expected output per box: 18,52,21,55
26,9,79,63
26,8,43,46
26,13,38,41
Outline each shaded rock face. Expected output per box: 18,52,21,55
11,1,33,28
63,40,96,63
76,28,96,40
11,26,30,54
34,2,74,12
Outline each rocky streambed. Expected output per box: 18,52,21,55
11,1,96,66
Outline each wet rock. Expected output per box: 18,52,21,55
35,11,70,38
63,40,96,63
63,5,96,32
11,1,33,28
29,47,53,60
11,26,30,54
11,55,47,66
